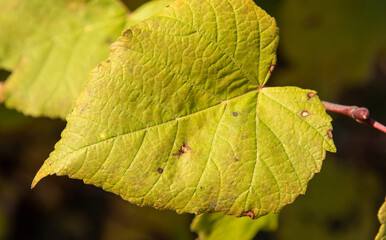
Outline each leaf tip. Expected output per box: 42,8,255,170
31,166,49,189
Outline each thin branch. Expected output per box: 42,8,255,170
322,101,386,133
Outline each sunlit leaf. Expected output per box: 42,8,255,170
33,0,335,217
125,0,174,28
0,0,128,118
376,198,386,240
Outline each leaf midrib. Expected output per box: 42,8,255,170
60,88,259,160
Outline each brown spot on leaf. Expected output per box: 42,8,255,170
106,60,111,63
301,111,310,118
157,168,163,174
307,92,317,98
240,210,255,219
234,157,239,161
327,129,333,139
242,134,248,139
233,112,238,117
166,5,170,7
173,143,191,158
269,64,276,73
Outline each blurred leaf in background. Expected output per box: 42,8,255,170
0,0,170,119
191,213,277,240
0,0,127,118
125,0,173,27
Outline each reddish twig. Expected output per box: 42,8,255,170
322,101,386,133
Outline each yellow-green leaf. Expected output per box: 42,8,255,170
33,0,335,218
125,0,174,28
0,0,128,118
191,213,277,240
1,0,171,119
376,198,386,240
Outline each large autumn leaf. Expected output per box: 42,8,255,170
33,0,336,218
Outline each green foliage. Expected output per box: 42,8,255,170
376,198,386,240
125,0,174,27
0,0,170,119
0,0,127,118
32,0,335,219
191,213,277,240
1,0,384,239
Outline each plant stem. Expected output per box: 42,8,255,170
322,101,386,133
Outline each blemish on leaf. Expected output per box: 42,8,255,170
327,129,333,139
307,92,317,98
99,132,107,139
234,157,239,161
239,210,255,219
157,168,163,174
200,186,203,189
166,5,170,7
233,112,238,117
242,134,248,140
301,111,310,118
269,64,276,73
173,143,191,158
106,60,111,63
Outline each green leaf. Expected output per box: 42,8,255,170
32,0,335,217
1,0,173,119
125,0,175,28
376,198,386,240
191,213,277,240
0,0,128,118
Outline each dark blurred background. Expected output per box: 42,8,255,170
0,0,385,239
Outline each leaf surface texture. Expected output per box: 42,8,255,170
33,0,336,217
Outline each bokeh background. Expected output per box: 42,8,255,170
1,0,385,239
